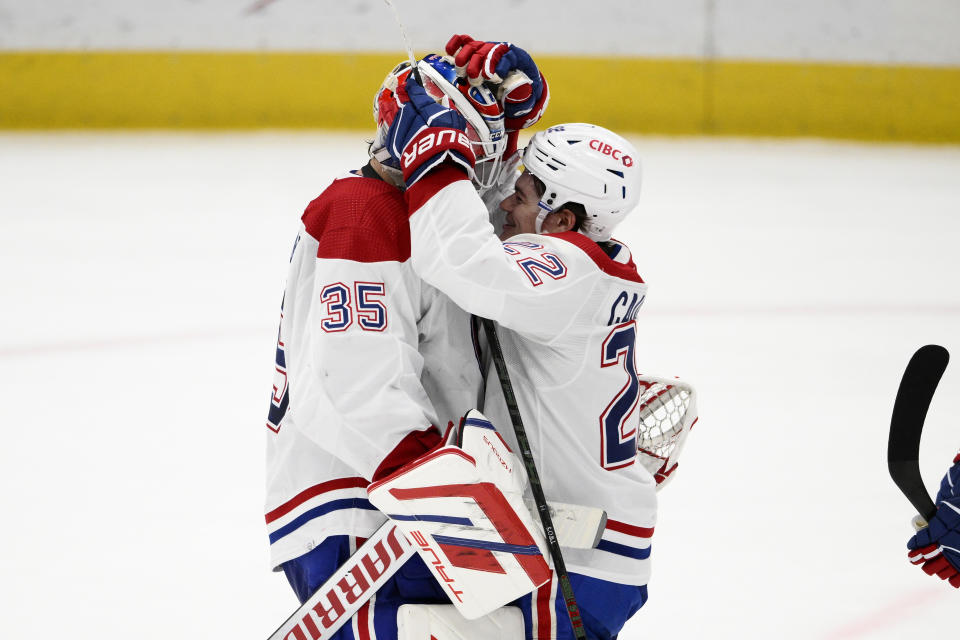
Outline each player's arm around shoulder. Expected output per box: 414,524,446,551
405,173,599,340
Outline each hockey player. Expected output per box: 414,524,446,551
907,451,960,588
264,43,553,638
381,76,667,638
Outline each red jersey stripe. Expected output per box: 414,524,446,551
551,231,644,284
605,518,654,538
265,477,369,524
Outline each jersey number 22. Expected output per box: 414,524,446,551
600,321,640,470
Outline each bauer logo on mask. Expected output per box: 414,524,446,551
371,54,507,195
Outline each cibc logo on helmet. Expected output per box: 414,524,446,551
588,139,634,167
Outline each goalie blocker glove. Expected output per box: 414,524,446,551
368,410,552,620
386,74,476,187
907,451,960,588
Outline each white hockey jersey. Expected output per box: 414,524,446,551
406,167,657,586
264,171,480,569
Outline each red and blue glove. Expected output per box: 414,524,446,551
445,35,549,131
385,74,476,187
907,451,960,588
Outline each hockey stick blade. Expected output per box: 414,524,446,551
888,344,949,522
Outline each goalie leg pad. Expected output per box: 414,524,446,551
397,604,524,640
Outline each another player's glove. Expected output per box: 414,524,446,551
385,74,476,187
445,35,549,131
907,451,960,588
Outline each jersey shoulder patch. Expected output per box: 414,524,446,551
302,176,410,263
550,231,644,284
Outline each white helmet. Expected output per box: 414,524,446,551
371,54,507,193
521,123,642,242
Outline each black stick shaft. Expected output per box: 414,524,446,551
888,344,949,521
481,318,587,640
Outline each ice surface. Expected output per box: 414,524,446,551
0,131,957,638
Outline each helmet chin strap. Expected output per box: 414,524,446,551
371,145,391,164
369,146,404,187
534,201,552,234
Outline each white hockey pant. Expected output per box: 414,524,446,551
397,604,524,640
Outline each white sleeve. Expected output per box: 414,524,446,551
417,283,484,427
406,168,594,342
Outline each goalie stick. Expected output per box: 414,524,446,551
481,318,588,640
266,503,606,639
267,522,414,640
382,0,423,85
888,344,950,524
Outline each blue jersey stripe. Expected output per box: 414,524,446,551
596,539,651,560
433,534,541,556
268,498,378,544
387,514,474,526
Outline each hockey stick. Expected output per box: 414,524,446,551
480,318,588,640
267,522,415,640
266,504,605,639
888,344,950,524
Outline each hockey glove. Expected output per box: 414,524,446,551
907,451,960,588
445,35,549,131
385,74,476,187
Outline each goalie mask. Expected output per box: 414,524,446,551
371,54,507,194
521,123,642,242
